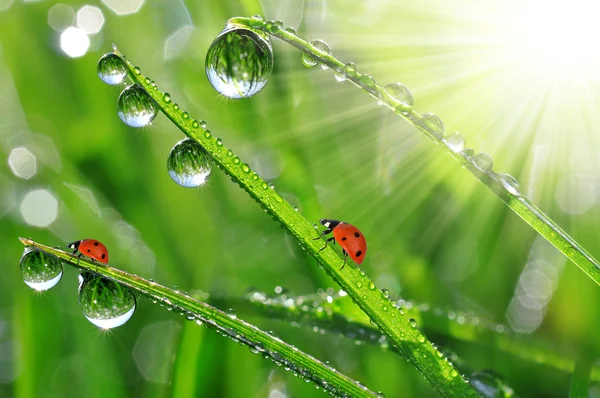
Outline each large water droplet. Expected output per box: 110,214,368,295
205,24,273,99
78,273,136,329
117,84,158,127
311,40,332,69
97,53,128,85
471,153,493,172
20,248,63,291
167,138,213,187
498,173,520,195
418,113,444,139
444,132,466,153
384,83,413,109
469,371,514,398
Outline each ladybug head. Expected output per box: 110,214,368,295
319,219,341,229
67,240,81,250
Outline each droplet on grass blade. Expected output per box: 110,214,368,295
418,113,444,139
117,84,158,127
205,24,273,99
78,272,136,329
20,248,63,291
167,138,213,188
471,153,493,172
444,132,466,153
97,53,128,85
383,83,414,109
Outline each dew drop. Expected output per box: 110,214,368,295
409,318,417,327
226,308,237,319
163,93,171,103
241,163,251,173
133,66,141,75
226,150,233,157
192,120,199,128
311,40,332,69
498,173,520,195
167,138,213,187
334,71,346,82
233,157,241,165
249,15,264,27
419,113,444,139
20,248,63,291
383,83,413,109
206,24,273,99
471,153,493,172
462,148,475,159
444,132,466,153
117,84,158,128
78,273,136,329
368,282,376,290
343,62,357,77
469,371,513,398
284,27,297,35
97,53,128,85
267,20,280,34
301,53,318,68
182,112,189,120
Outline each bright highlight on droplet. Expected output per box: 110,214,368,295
60,27,90,58
8,147,37,179
76,5,105,34
20,189,58,227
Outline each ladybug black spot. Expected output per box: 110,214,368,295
354,232,360,238
94,241,99,246
356,250,362,257
101,253,106,259
87,249,91,253
342,237,347,241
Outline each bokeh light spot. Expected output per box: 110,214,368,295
47,4,74,32
60,27,90,58
20,189,58,227
163,25,194,60
76,5,105,34
0,0,14,12
8,147,37,179
101,0,145,15
133,321,180,383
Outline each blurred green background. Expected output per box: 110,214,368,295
2,0,600,396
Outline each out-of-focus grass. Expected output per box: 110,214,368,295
2,1,600,397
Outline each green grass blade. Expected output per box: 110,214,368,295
226,16,600,288
18,238,379,398
110,45,479,397
569,354,592,398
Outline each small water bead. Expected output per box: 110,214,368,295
444,132,466,153
284,27,297,35
249,14,264,27
368,282,376,290
206,25,273,99
497,173,520,195
334,71,346,82
204,130,212,139
226,150,233,157
267,21,280,34
469,371,514,398
343,62,357,77
241,163,251,173
261,182,268,190
310,40,332,69
117,84,158,128
462,148,475,159
192,120,199,128
419,113,444,139
20,248,63,291
97,53,128,85
78,273,136,329
144,77,151,84
167,138,213,188
383,83,414,109
173,103,179,111
133,66,141,75
251,174,259,181
163,93,171,103
233,157,241,165
216,137,223,146
409,318,417,327
471,153,493,172
182,112,189,120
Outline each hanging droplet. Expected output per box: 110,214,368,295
20,248,63,291
78,273,136,329
383,83,414,109
419,113,444,139
469,371,514,398
471,153,493,172
408,318,417,327
301,53,318,68
343,62,357,77
97,53,128,85
334,70,346,82
498,173,520,195
117,84,158,127
205,24,273,99
444,132,466,153
167,138,213,187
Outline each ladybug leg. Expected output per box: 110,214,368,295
313,228,333,240
318,237,336,252
341,250,348,270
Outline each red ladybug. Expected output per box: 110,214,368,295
67,239,109,264
314,219,367,268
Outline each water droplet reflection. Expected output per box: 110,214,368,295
471,153,493,172
444,132,466,153
78,273,136,329
418,113,444,139
205,24,273,99
498,173,520,195
97,53,128,85
20,248,63,291
167,138,213,188
117,84,158,127
383,83,413,109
